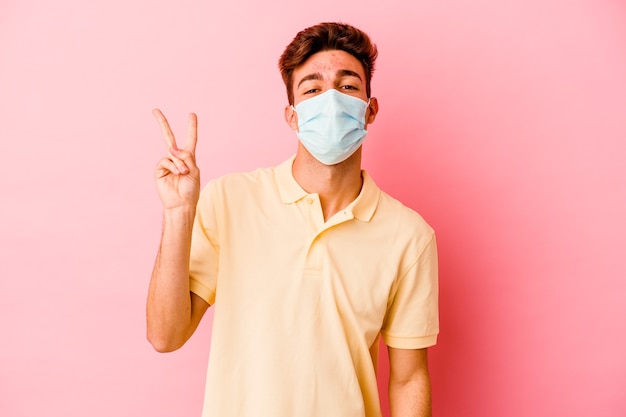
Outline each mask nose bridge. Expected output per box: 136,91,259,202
293,89,366,121
326,90,341,113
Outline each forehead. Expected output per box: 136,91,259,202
293,49,365,82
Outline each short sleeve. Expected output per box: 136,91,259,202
381,234,439,349
188,181,220,305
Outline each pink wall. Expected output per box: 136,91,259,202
1,0,625,416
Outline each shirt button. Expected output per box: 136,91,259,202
305,197,313,204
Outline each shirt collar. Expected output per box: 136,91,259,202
349,170,380,222
276,156,308,204
275,156,380,222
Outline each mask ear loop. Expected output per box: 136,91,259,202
290,105,299,124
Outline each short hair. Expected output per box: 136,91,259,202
278,22,378,105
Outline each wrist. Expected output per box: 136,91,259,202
162,204,196,226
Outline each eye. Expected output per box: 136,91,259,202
340,85,358,91
304,88,320,95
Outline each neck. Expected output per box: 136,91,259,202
292,145,364,221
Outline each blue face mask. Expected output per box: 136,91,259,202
293,89,369,165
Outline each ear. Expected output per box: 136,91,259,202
284,105,298,131
365,97,379,126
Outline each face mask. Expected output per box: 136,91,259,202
292,89,369,165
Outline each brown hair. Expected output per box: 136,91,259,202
278,22,378,105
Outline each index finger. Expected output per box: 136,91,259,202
184,113,198,154
152,108,177,149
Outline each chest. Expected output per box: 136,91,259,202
217,202,402,343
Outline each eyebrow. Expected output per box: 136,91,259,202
297,69,362,89
337,69,362,81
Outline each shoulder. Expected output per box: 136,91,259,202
358,170,435,249
214,164,277,188
200,163,281,201
377,189,434,235
368,188,436,260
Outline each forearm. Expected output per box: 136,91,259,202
146,205,196,352
389,372,432,417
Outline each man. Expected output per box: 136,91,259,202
147,22,439,417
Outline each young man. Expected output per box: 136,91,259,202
147,22,439,417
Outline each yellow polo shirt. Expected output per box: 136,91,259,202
189,157,438,417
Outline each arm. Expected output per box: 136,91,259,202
146,109,209,352
146,206,209,352
388,347,432,417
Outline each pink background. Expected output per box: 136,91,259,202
1,0,625,416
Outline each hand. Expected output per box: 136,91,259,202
152,109,200,210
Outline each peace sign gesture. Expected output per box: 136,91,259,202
152,109,201,210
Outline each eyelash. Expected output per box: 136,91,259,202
304,85,357,95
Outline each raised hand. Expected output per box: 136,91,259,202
152,109,200,210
